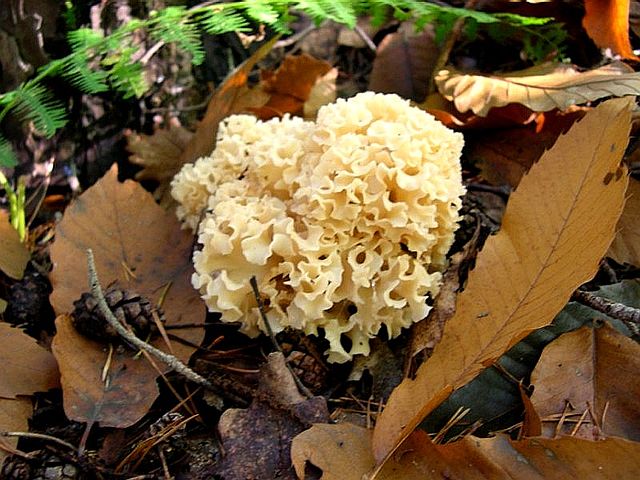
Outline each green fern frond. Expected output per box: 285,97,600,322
104,48,148,98
198,9,250,35
67,27,105,52
242,0,281,25
63,55,109,94
0,0,569,150
0,135,17,168
151,7,205,65
13,83,67,136
295,0,357,27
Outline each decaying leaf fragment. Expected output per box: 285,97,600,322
531,322,640,441
372,98,632,464
436,61,640,116
292,423,640,479
52,314,171,429
49,165,204,428
251,54,334,120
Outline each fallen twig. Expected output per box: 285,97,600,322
572,289,640,338
0,431,76,451
86,249,214,389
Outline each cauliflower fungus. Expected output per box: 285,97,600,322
171,92,465,362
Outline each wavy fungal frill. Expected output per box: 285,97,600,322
171,92,465,362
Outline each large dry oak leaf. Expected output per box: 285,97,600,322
372,98,632,463
49,165,204,428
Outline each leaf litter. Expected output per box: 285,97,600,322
3,6,640,479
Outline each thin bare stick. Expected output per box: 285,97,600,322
250,276,314,399
0,431,76,451
572,289,640,337
354,23,376,52
86,249,214,390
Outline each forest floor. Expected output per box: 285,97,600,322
1,1,640,479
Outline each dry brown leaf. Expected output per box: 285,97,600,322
372,98,632,464
468,109,586,188
52,315,173,428
583,0,638,60
214,353,329,479
369,23,439,102
293,423,640,479
609,177,640,266
0,397,32,464
436,61,640,116
530,323,640,441
0,210,29,280
0,322,59,398
49,165,205,428
250,54,333,120
126,119,193,206
179,38,276,165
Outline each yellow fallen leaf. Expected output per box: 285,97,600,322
436,61,640,116
292,423,640,479
372,98,632,464
531,322,640,441
0,322,59,398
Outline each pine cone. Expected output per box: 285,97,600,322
71,287,165,344
0,456,31,480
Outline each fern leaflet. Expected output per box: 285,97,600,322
151,7,205,65
0,135,17,168
13,83,67,136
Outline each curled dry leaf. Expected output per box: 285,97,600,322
0,397,32,464
583,0,638,60
0,210,29,280
250,54,333,120
609,177,640,266
372,98,632,464
292,423,640,479
436,61,640,116
49,165,204,428
530,322,640,441
0,322,59,398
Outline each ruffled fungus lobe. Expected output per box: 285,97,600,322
171,92,465,362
